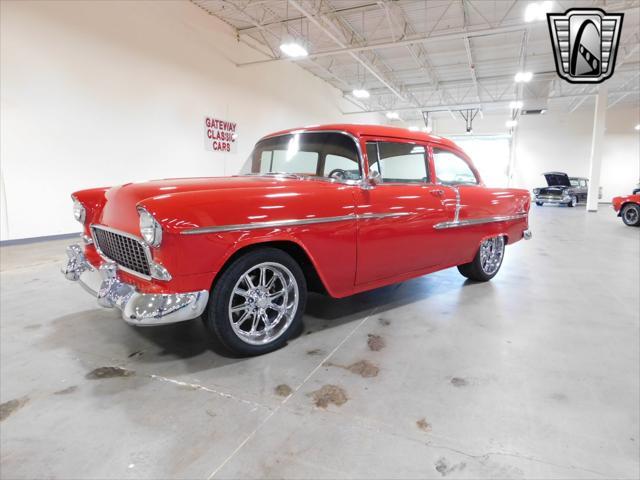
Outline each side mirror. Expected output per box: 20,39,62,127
368,170,382,186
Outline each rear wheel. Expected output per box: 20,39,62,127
457,236,505,282
622,203,640,226
203,248,307,356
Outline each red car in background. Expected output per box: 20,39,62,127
63,124,531,355
612,193,640,227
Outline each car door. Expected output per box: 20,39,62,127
354,138,457,285
431,146,521,266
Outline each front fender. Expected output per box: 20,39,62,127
138,184,359,296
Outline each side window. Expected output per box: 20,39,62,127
580,179,587,188
324,154,361,180
432,148,478,186
367,142,427,183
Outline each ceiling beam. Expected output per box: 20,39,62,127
236,2,380,33
286,0,406,101
237,22,535,67
341,90,639,115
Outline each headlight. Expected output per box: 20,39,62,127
533,188,540,194
138,207,162,247
73,197,86,224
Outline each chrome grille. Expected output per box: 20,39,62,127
92,226,151,276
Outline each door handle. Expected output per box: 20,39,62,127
430,189,445,197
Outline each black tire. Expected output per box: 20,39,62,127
621,203,640,227
203,247,307,356
457,236,505,282
567,195,577,207
535,201,543,206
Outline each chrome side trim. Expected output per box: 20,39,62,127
433,213,528,230
358,212,412,220
180,211,415,235
181,214,357,235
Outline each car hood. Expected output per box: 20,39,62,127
543,172,571,187
107,176,281,203
96,176,303,233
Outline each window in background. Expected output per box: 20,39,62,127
450,135,510,187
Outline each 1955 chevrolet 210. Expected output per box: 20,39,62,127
63,124,531,355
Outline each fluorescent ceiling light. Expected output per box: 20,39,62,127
525,1,552,22
279,42,308,58
386,111,399,120
352,89,370,99
509,101,524,109
514,71,534,82
505,120,518,128
408,126,419,131
635,124,640,131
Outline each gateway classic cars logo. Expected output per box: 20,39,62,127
547,8,623,84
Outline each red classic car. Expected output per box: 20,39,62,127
63,124,531,355
612,193,640,226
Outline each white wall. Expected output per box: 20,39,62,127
0,0,379,240
426,107,640,200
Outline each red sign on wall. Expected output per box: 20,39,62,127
204,117,237,153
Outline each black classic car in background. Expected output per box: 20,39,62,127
533,172,588,207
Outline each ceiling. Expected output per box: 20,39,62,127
193,0,640,121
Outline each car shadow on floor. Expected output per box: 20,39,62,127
42,271,476,372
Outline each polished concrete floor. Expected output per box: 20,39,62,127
1,206,639,479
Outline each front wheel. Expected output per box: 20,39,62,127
535,201,543,206
203,248,307,356
622,203,640,226
457,236,505,282
567,195,577,207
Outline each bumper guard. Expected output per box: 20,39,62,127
62,244,208,326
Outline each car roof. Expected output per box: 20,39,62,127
262,124,462,152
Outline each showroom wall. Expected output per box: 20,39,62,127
429,107,640,200
0,0,379,241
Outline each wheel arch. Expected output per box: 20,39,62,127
619,201,639,217
211,240,328,295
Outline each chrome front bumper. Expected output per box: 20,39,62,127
535,195,571,204
62,244,208,326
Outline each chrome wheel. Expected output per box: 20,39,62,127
479,236,505,276
228,262,299,345
623,204,640,226
570,196,577,207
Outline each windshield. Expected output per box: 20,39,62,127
240,132,361,181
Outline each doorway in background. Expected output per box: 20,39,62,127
450,135,511,187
